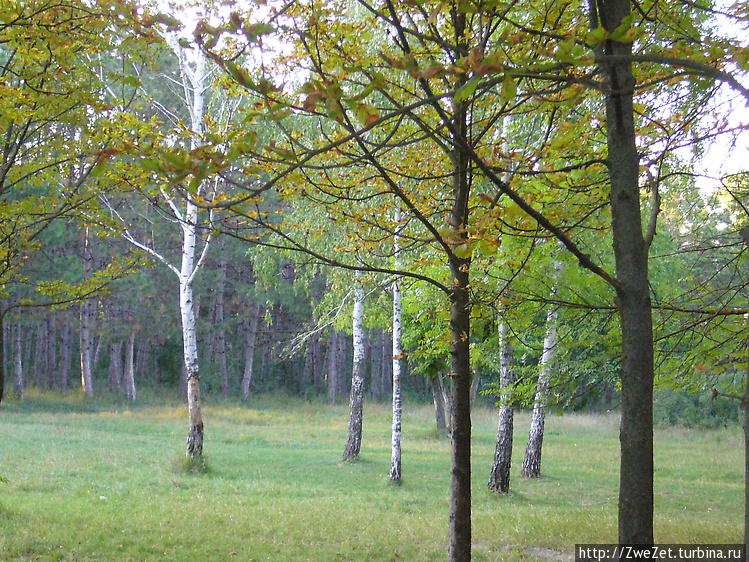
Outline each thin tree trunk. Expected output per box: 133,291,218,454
338,333,349,397
213,243,228,396
488,320,515,493
57,321,73,394
370,330,382,401
428,377,448,435
14,322,23,401
34,321,47,389
241,301,261,399
437,371,453,437
390,247,403,481
302,330,318,397
108,341,123,394
597,0,655,544
342,275,366,461
47,314,56,390
2,313,8,395
521,304,559,479
124,328,136,401
79,225,95,398
470,365,481,407
326,331,339,405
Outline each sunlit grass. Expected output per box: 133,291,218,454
0,391,742,561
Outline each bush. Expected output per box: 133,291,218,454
653,388,742,429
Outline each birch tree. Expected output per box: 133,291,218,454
521,255,562,479
390,206,404,483
342,272,366,461
105,42,215,459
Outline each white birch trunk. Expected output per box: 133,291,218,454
124,328,136,402
241,301,262,399
80,224,95,398
522,253,562,478
521,305,558,478
390,206,404,481
488,319,515,493
342,273,366,461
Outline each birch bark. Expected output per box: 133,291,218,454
521,305,558,478
390,206,403,482
522,257,562,478
488,320,515,493
342,273,366,461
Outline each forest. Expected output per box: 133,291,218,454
1,0,749,560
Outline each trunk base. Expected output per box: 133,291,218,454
186,423,204,459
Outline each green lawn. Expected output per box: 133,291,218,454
0,391,742,561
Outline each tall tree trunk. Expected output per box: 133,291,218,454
370,330,383,401
488,320,515,493
470,365,481,407
109,341,123,393
34,321,47,389
47,314,56,390
338,333,349,397
80,227,95,398
14,322,23,400
241,301,261,399
326,331,339,405
213,242,228,396
390,242,404,481
521,303,559,478
2,312,8,397
123,328,136,401
428,377,448,435
597,0,655,544
57,321,73,394
447,30,473,556
437,370,453,438
342,275,366,461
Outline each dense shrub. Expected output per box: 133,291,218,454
653,388,742,429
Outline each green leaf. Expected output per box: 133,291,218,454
500,74,517,104
454,76,481,104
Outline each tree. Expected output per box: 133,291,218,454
342,272,366,460
189,0,749,555
522,256,562,479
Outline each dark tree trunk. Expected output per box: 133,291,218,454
0,313,4,403
382,331,392,397
23,326,32,386
488,321,515,493
47,314,56,390
370,330,383,401
428,377,448,435
448,262,472,562
109,341,123,393
598,0,655,545
743,384,749,546
447,28,473,556
14,322,23,401
34,321,47,389
470,365,481,407
437,371,453,438
57,321,73,394
326,331,339,405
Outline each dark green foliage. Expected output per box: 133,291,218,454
653,388,742,429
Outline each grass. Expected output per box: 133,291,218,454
0,390,742,561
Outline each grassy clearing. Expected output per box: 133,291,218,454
0,391,742,561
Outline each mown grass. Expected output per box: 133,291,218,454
0,390,742,561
